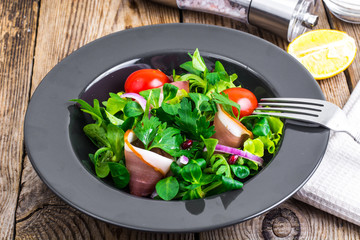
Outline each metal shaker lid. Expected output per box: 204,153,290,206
248,0,319,41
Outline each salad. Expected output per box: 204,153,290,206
71,49,284,201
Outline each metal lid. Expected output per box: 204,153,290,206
248,0,318,40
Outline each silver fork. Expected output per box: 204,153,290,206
253,97,360,144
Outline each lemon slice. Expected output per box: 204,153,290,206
287,29,357,80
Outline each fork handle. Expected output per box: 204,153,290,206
326,111,360,144
343,131,360,144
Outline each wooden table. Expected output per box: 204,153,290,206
1,0,360,239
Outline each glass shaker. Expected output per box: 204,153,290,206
151,0,320,42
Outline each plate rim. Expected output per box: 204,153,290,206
24,23,329,232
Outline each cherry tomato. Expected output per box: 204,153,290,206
222,87,258,118
124,69,170,94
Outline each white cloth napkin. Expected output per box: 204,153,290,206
294,82,360,225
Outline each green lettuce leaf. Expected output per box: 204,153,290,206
105,93,127,115
192,48,207,72
149,123,185,157
257,136,276,154
243,138,264,157
133,116,161,149
140,88,161,108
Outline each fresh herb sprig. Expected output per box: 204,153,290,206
71,98,131,188
133,116,186,157
212,92,241,120
176,48,237,96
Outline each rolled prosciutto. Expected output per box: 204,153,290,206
124,130,173,197
170,80,189,93
212,104,253,148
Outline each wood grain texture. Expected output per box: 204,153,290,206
199,199,360,240
9,0,360,239
0,0,38,239
15,0,187,239
326,9,360,91
16,157,194,240
311,1,351,107
30,0,179,91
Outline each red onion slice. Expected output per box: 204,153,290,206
120,93,147,110
210,144,264,166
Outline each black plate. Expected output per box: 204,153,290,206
24,24,328,232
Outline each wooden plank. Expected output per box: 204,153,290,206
15,0,193,239
30,0,180,91
14,0,360,239
311,2,351,107
181,2,360,240
0,1,38,239
199,199,360,240
16,157,194,239
326,10,360,91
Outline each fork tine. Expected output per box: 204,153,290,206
252,111,318,122
257,102,322,111
255,107,320,116
257,98,360,142
260,97,326,106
